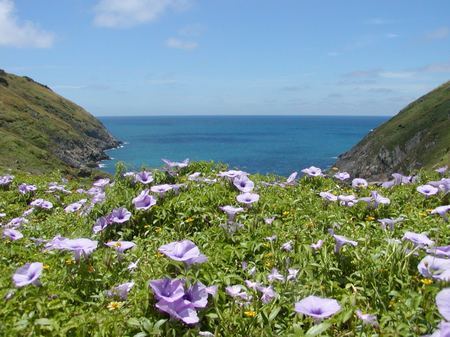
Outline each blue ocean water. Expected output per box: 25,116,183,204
98,116,389,176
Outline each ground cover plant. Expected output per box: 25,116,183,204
0,161,449,337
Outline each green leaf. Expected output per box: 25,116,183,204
127,318,141,329
134,333,148,337
35,318,53,326
305,322,332,337
269,306,281,321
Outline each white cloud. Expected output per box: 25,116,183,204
0,0,55,48
365,18,391,25
424,27,449,40
379,71,415,79
165,37,197,50
94,0,192,28
386,33,399,39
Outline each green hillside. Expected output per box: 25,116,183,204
335,81,450,179
0,69,119,174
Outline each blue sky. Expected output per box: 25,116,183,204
0,0,449,116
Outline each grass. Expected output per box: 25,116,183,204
0,161,449,336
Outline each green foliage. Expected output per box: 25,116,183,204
0,162,448,336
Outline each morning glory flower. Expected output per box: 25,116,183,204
429,322,450,337
107,281,135,300
417,256,450,281
233,175,255,193
30,198,53,209
268,268,284,282
236,192,260,205
355,310,378,327
436,288,450,321
258,285,277,303
352,178,368,188
265,235,277,242
106,241,136,253
377,217,403,231
436,166,448,175
371,191,390,206
219,205,244,222
13,262,43,288
158,240,207,265
294,295,341,320
18,183,37,194
155,299,199,325
150,278,186,303
334,172,350,181
417,184,439,197
6,217,28,228
428,245,450,258
281,240,293,252
132,189,157,210
402,231,434,248
285,172,298,185
135,171,154,184
0,174,14,185
245,280,261,290
150,184,173,196
198,332,214,337
319,191,338,202
3,228,23,241
311,239,324,250
184,281,209,308
287,268,299,281
127,259,140,271
93,178,110,188
264,217,276,225
338,195,357,207
46,238,98,261
331,233,358,253
218,170,248,179
22,208,34,217
64,201,84,213
110,207,131,224
188,172,202,181
87,187,103,196
301,166,323,177
431,205,450,222
162,158,189,169
92,216,109,234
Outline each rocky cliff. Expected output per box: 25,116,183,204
0,69,120,174
335,81,450,180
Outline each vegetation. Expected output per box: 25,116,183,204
0,161,449,336
0,70,119,175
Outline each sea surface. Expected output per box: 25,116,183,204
99,116,389,177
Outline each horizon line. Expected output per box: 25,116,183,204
95,114,394,118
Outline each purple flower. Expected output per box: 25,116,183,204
429,322,450,337
30,198,53,209
150,184,173,196
431,205,450,222
294,295,341,320
245,280,261,290
301,166,323,177
332,233,358,253
64,201,84,213
219,205,244,222
352,178,368,188
226,285,247,298
3,228,23,241
199,332,214,337
264,217,276,225
356,310,378,327
135,171,154,184
377,217,403,231
417,256,450,281
286,172,298,185
133,189,157,210
46,237,98,261
110,207,131,223
218,170,248,179
265,235,277,242
150,278,185,302
155,299,199,325
281,240,293,252
268,268,284,282
334,172,350,181
436,166,448,175
107,281,135,300
184,281,209,308
106,240,136,253
18,183,37,194
371,191,390,206
338,195,357,207
13,262,43,287
0,174,14,185
319,191,338,202
236,192,260,205
188,172,202,181
92,192,106,204
428,245,450,258
162,158,189,169
257,285,277,303
22,208,34,217
6,217,28,228
127,259,140,271
287,268,299,281
417,184,439,197
402,231,434,248
93,216,109,234
436,288,450,321
158,240,207,265
233,175,255,193
93,178,110,188
311,239,324,250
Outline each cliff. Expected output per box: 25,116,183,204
0,69,120,174
335,81,450,180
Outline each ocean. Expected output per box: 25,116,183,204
98,115,389,176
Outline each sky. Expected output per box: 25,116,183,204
0,0,449,116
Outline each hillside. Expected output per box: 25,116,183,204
335,81,450,180
0,69,120,174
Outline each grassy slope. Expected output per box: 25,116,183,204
0,70,118,174
336,81,450,177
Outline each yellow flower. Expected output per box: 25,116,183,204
282,211,290,216
420,278,433,285
264,252,273,258
263,242,270,248
365,216,375,221
185,217,194,223
244,310,257,318
144,224,151,228
87,265,95,273
107,301,124,311
113,242,122,248
43,264,50,270
65,259,74,265
264,261,273,268
155,252,164,258
154,227,162,233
